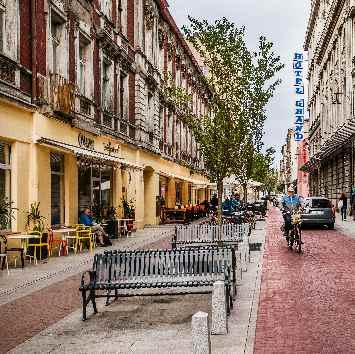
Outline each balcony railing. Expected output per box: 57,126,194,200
0,54,16,85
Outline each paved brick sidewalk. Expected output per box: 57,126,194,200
254,208,355,354
0,230,172,354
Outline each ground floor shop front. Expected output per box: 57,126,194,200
308,140,354,205
0,101,213,232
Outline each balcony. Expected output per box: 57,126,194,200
49,73,76,118
0,53,16,86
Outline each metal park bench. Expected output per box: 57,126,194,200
172,223,250,273
80,248,233,321
172,223,250,248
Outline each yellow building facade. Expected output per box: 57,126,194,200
0,0,215,233
0,100,212,232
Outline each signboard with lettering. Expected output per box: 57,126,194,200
78,133,95,150
293,53,305,142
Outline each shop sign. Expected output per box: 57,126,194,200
293,52,305,142
78,133,95,150
103,141,120,156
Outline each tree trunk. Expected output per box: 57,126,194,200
243,183,248,203
217,178,223,225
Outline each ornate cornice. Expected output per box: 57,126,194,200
304,0,320,50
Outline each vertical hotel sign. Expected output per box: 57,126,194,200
293,53,304,142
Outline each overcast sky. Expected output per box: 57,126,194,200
168,0,311,161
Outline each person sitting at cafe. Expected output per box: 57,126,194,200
79,208,112,247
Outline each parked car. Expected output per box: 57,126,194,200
301,197,335,229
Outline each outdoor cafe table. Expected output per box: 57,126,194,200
7,233,40,255
51,228,77,255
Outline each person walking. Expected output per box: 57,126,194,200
338,193,348,221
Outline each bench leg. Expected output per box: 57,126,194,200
105,290,111,306
90,289,98,314
82,289,87,321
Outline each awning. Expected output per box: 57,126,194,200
158,170,209,186
37,137,142,169
301,118,355,172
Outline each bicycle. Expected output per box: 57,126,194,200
288,210,302,253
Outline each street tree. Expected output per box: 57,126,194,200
163,17,283,221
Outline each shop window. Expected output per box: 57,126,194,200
50,152,64,226
78,163,113,218
0,141,11,201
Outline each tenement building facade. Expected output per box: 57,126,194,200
279,128,298,193
0,0,213,231
303,0,355,202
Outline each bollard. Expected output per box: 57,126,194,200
211,281,228,335
192,311,211,354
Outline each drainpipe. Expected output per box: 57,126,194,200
31,0,37,104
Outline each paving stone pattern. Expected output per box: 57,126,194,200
0,227,173,354
254,208,355,354
7,222,266,354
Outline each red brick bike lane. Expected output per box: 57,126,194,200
0,236,172,354
254,208,355,354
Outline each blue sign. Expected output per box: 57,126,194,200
293,53,305,142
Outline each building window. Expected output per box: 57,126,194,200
50,11,65,74
78,34,90,95
102,58,113,112
119,72,128,120
117,0,122,31
0,141,11,201
100,0,112,19
50,152,64,226
147,91,154,132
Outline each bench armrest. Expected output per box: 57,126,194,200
80,270,96,290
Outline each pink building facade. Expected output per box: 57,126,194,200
297,139,309,198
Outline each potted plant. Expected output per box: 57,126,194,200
26,202,46,232
0,197,17,231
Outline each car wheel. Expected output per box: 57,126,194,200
328,222,335,230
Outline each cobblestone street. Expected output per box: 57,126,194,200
254,208,355,354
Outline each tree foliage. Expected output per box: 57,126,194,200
163,17,284,220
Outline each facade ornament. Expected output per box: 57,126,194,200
158,26,166,49
144,0,155,30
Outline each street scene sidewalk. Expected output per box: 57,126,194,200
1,221,266,354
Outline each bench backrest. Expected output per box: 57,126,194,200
92,248,234,284
174,224,249,245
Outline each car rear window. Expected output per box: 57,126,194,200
312,199,331,208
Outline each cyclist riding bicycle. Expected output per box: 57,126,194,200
282,186,301,237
